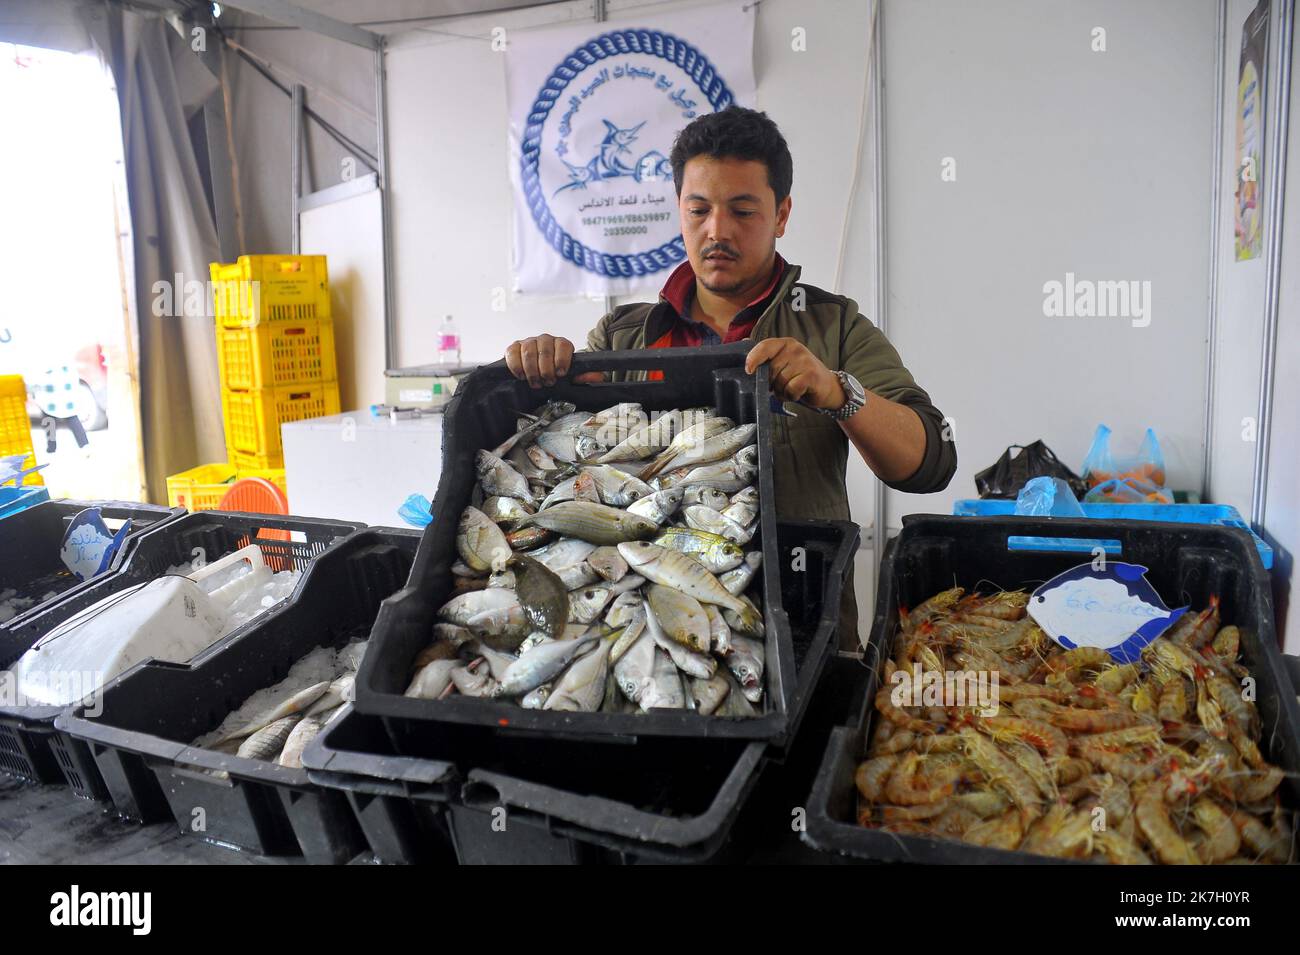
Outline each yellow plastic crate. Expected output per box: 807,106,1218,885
217,316,337,390
210,254,330,329
221,381,340,462
0,375,42,486
165,462,288,512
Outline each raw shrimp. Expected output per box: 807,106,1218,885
1052,757,1093,785
1190,799,1240,863
1230,809,1291,863
960,728,1042,822
1157,676,1190,723
1019,804,1094,859
953,790,1009,819
962,810,1024,850
979,716,1069,760
1094,663,1140,694
1038,700,1155,733
884,752,954,806
1134,783,1200,865
874,686,936,735
1096,830,1153,865
854,754,898,802
1211,624,1240,659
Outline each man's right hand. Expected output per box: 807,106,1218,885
505,335,603,388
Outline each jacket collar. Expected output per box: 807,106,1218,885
646,254,801,345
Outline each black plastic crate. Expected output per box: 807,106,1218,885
803,514,1300,865
0,510,362,788
0,499,182,645
305,518,859,864
54,527,418,864
355,344,841,749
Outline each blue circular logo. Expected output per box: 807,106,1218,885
520,29,736,278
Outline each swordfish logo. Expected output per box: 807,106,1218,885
49,885,151,935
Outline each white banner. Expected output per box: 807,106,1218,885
506,3,756,296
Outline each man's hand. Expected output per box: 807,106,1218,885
744,337,845,410
504,335,603,388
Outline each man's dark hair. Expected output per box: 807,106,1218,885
669,106,793,204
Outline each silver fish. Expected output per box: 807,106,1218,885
727,634,765,700
545,411,594,435
720,499,757,529
614,630,657,703
641,416,735,478
704,604,733,656
607,599,648,662
721,592,766,638
439,587,520,627
689,672,731,716
608,573,647,594
716,669,758,717
556,562,600,590
433,622,474,645
216,681,330,744
493,401,575,457
526,444,560,472
626,488,684,524
584,402,644,434
668,459,756,493
682,486,731,510
596,412,679,463
457,506,512,572
649,526,745,574
649,424,755,477
305,673,355,716
494,635,598,696
517,632,552,654
642,648,686,710
581,465,652,507
451,560,486,578
518,501,659,545
544,636,614,711
450,658,499,697
683,504,753,544
506,443,548,482
530,538,597,572
568,585,613,624
277,716,324,768
476,449,534,502
729,486,759,508
236,715,301,761
586,546,629,582
718,551,763,596
481,495,536,527
733,446,760,471
572,470,602,504
618,542,759,629
643,598,716,679
471,641,519,681
645,583,711,654
405,659,463,699
487,569,517,590
465,604,530,645
520,684,552,709
536,431,602,464
539,476,578,510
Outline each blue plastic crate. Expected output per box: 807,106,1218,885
952,500,1273,570
0,486,50,520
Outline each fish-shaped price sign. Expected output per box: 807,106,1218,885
1028,562,1188,663
60,508,133,581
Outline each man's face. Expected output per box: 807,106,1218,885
678,156,792,296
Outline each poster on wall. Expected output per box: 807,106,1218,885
505,3,756,296
1234,0,1269,261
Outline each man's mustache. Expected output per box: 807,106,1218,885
701,243,739,259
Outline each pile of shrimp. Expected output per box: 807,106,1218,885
855,587,1296,864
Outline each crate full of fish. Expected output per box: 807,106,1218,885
304,518,858,863
803,515,1300,865
0,510,361,790
55,528,418,864
354,344,823,748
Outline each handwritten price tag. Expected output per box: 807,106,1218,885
59,508,132,581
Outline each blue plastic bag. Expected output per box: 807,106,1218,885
398,494,434,528
1013,477,1086,518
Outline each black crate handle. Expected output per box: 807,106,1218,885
470,341,757,384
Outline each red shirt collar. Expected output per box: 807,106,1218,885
660,252,788,321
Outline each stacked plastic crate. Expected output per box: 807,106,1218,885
168,255,338,511
212,254,340,471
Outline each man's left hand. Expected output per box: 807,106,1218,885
744,337,845,410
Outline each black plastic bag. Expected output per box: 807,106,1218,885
974,441,1088,500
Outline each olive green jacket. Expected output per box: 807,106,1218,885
584,261,957,650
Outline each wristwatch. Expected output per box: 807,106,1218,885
819,370,867,420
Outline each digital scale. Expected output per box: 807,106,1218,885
383,362,473,411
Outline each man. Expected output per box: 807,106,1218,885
505,106,956,650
